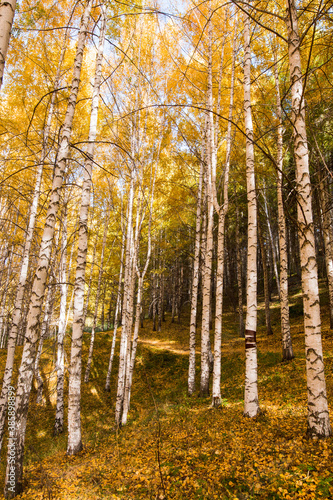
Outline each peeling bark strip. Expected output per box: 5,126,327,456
285,0,331,438
245,330,256,349
4,1,93,496
0,0,16,89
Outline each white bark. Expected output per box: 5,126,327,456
235,202,245,337
54,202,68,434
211,17,237,408
243,12,259,418
105,222,125,392
3,3,93,495
262,188,280,298
84,205,110,383
274,51,294,360
0,0,16,89
285,0,331,437
115,171,135,427
188,155,203,396
318,169,333,330
83,235,98,327
200,147,213,396
67,2,106,456
121,161,156,426
0,25,68,455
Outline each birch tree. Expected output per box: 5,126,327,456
273,47,294,360
243,11,259,418
284,0,331,437
0,0,16,89
67,2,106,455
4,2,93,495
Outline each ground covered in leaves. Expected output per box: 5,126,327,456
0,282,333,499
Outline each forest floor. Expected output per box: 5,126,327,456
0,281,333,499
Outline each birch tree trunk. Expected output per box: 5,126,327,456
4,2,93,492
188,156,203,395
67,3,106,456
274,51,294,360
318,169,333,329
0,24,68,454
0,0,16,89
84,205,110,383
236,203,245,337
105,217,125,392
83,235,98,328
54,201,69,434
258,219,273,336
285,0,331,437
115,170,135,427
34,280,53,405
263,188,280,298
243,11,259,418
211,16,237,407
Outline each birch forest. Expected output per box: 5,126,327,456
0,0,333,498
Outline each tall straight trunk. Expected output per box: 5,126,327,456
121,169,155,425
258,219,273,336
236,203,245,337
54,201,69,434
243,12,259,418
0,24,68,455
35,219,60,405
200,142,214,397
67,3,106,456
188,156,203,395
152,252,157,331
262,188,280,298
211,16,237,407
274,50,294,360
4,2,93,493
82,235,98,328
84,206,110,383
318,169,333,329
0,246,14,346
115,171,135,428
0,0,16,89
34,280,53,405
105,226,125,392
285,0,331,437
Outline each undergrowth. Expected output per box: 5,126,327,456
0,284,332,499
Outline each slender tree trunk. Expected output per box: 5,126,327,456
274,50,294,360
285,0,331,437
188,156,203,395
262,188,280,298
200,140,214,397
82,235,98,328
258,219,273,336
115,171,135,428
243,11,259,418
211,16,236,407
318,169,333,329
67,3,106,456
4,4,93,494
105,219,125,392
0,0,16,89
34,281,53,405
121,159,156,426
84,206,110,383
236,203,245,337
54,202,69,434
